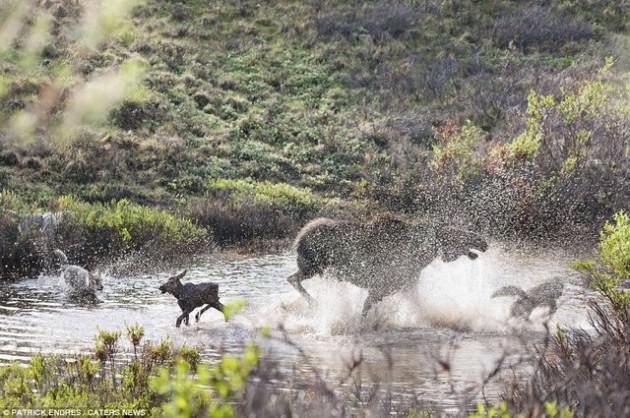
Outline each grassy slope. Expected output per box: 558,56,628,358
0,0,627,239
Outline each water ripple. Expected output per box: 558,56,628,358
0,248,596,406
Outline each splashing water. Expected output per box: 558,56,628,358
0,245,595,406
247,245,589,336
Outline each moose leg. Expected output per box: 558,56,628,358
288,271,315,305
195,301,226,322
176,309,192,328
362,290,384,317
195,305,211,322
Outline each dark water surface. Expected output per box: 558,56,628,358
0,246,594,411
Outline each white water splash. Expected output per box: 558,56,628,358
244,246,591,336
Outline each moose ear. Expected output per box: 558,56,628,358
175,270,187,280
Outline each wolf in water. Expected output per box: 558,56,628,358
287,216,489,316
159,270,225,327
492,281,564,320
53,249,103,294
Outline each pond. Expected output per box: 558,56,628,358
0,244,594,411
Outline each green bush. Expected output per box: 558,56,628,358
431,120,485,181
54,195,210,260
572,211,630,314
507,58,622,172
469,401,572,418
189,179,322,245
150,343,259,418
207,178,318,218
0,189,31,213
0,192,212,278
0,353,150,411
0,327,257,417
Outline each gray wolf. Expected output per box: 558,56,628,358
53,249,103,294
492,281,564,320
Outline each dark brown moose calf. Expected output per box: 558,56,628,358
159,270,225,327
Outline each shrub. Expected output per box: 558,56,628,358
186,185,367,246
186,197,299,245
560,0,629,32
0,189,32,213
572,211,630,315
462,61,527,133
493,5,596,52
314,1,417,40
431,120,485,180
0,330,258,417
500,212,630,417
417,55,459,100
599,212,630,279
396,60,629,239
526,59,626,173
150,343,259,418
207,178,318,219
202,178,318,245
0,353,149,411
470,401,573,418
110,100,148,130
53,196,211,262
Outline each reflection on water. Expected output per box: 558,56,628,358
0,245,595,408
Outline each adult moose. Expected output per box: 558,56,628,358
288,216,489,316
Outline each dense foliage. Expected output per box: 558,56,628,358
0,0,626,259
0,191,209,278
491,211,630,417
0,326,258,418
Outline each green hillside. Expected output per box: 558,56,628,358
0,0,628,248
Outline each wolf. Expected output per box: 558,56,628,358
53,249,103,294
492,281,564,320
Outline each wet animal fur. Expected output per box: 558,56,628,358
159,270,225,327
288,215,489,316
492,281,564,320
53,249,103,294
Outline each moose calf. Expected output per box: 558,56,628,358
159,270,225,328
